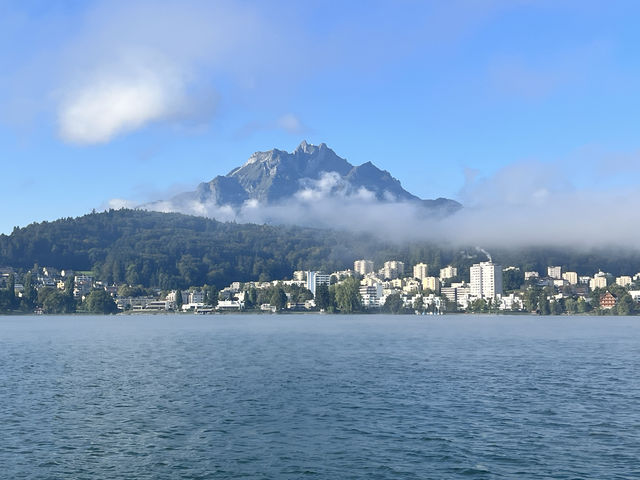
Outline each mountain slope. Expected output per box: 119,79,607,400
146,141,461,218
0,209,444,288
2,209,640,290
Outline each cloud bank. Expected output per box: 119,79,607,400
129,149,640,250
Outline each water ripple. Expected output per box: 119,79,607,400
1,314,640,479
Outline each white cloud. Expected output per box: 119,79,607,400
59,59,185,143
236,113,308,139
106,198,138,209
129,153,640,251
295,172,349,200
276,113,305,134
435,155,640,248
49,0,284,144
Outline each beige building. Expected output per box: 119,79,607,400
354,260,374,276
383,261,405,280
562,271,578,285
547,266,562,279
403,280,421,294
361,275,383,287
439,266,458,281
589,276,607,290
422,276,440,294
616,276,632,287
413,263,429,280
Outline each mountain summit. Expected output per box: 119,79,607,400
147,141,461,220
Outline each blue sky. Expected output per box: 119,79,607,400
2,0,640,239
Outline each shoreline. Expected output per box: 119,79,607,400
0,310,636,317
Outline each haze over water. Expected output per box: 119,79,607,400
2,314,639,479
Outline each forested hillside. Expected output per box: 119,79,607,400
0,210,443,288
1,209,639,289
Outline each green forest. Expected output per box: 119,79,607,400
1,209,640,289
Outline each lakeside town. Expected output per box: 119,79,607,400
1,259,640,315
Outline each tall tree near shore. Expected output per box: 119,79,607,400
175,289,183,310
22,271,37,310
333,277,362,313
269,287,287,311
86,290,118,314
314,284,332,311
7,273,15,308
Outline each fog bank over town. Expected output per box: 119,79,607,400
137,167,640,251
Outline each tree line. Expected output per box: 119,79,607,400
2,209,640,293
0,274,117,314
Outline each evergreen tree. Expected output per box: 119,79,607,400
503,269,524,291
38,288,68,314
269,287,287,311
244,287,257,308
383,293,405,314
21,272,37,311
576,297,589,313
524,287,540,312
443,296,458,313
538,295,551,315
314,284,332,311
616,294,635,316
565,298,576,314
7,273,15,308
469,298,488,313
204,285,219,307
63,276,76,313
86,290,118,314
175,289,183,309
550,299,563,315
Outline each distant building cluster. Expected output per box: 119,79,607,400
2,257,640,315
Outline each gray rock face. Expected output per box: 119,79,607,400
225,141,353,202
147,141,461,216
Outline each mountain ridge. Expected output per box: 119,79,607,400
146,141,461,217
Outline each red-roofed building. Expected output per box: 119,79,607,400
600,292,617,309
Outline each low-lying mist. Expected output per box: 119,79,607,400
139,164,640,251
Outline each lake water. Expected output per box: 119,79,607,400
1,314,639,479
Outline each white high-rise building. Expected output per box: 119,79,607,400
439,266,458,281
470,262,503,300
360,284,383,308
354,260,374,276
306,271,331,297
413,263,429,280
383,261,405,280
547,266,562,279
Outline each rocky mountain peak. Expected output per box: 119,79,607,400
145,142,462,217
294,140,327,155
